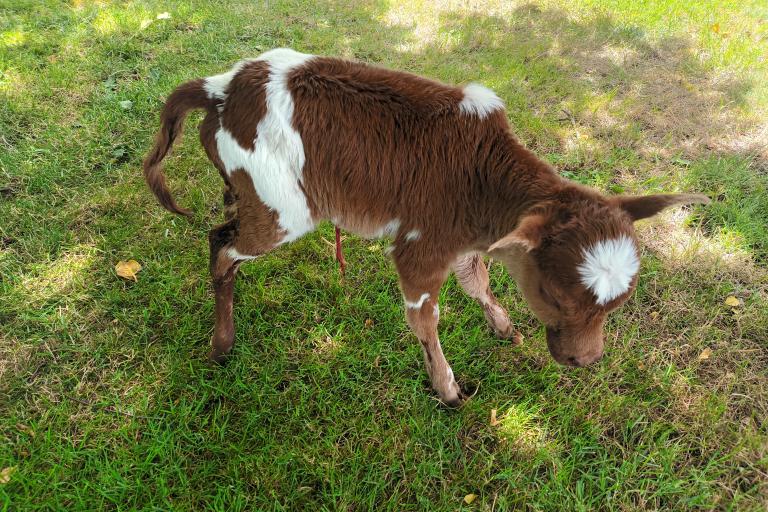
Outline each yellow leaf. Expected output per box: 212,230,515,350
650,311,659,320
698,348,712,361
711,23,720,33
0,466,15,484
16,423,34,437
490,409,500,426
724,296,740,307
115,259,142,281
464,493,477,504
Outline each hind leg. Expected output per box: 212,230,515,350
208,219,241,363
207,172,286,363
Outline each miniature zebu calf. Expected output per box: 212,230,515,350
144,48,708,406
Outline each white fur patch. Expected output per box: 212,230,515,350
204,60,250,100
226,247,257,261
405,293,431,309
213,48,315,244
374,219,401,238
577,235,639,305
404,229,421,242
459,83,504,118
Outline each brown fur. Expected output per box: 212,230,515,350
143,79,212,216
143,51,709,404
220,61,270,151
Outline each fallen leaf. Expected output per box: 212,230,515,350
140,19,153,30
698,348,712,361
724,296,741,307
711,23,720,33
0,466,15,484
16,423,34,437
119,100,133,110
490,409,500,426
650,311,659,320
156,12,171,19
115,259,142,281
464,493,477,504
364,318,374,328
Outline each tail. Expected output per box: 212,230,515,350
142,79,212,216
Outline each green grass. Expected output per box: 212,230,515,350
2,0,767,510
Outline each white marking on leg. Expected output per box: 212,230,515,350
215,48,315,244
459,83,504,118
404,229,421,242
577,235,639,305
405,293,430,309
226,247,258,261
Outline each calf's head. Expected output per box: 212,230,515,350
489,191,709,367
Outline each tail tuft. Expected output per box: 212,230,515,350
143,79,212,216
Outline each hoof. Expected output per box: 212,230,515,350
442,395,465,408
440,389,468,409
483,304,518,342
208,347,231,365
492,323,515,340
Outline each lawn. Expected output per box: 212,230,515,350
2,0,767,510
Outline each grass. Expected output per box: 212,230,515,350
1,0,767,509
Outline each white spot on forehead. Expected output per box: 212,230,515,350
577,235,639,305
214,48,315,244
459,83,504,119
405,293,430,309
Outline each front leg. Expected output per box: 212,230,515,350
397,264,464,407
453,254,519,342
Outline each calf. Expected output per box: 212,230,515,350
143,48,708,406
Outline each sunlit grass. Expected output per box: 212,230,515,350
15,246,97,304
1,29,26,47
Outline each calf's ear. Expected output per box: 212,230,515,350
612,193,710,221
488,212,549,253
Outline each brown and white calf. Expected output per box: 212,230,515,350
144,48,708,406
